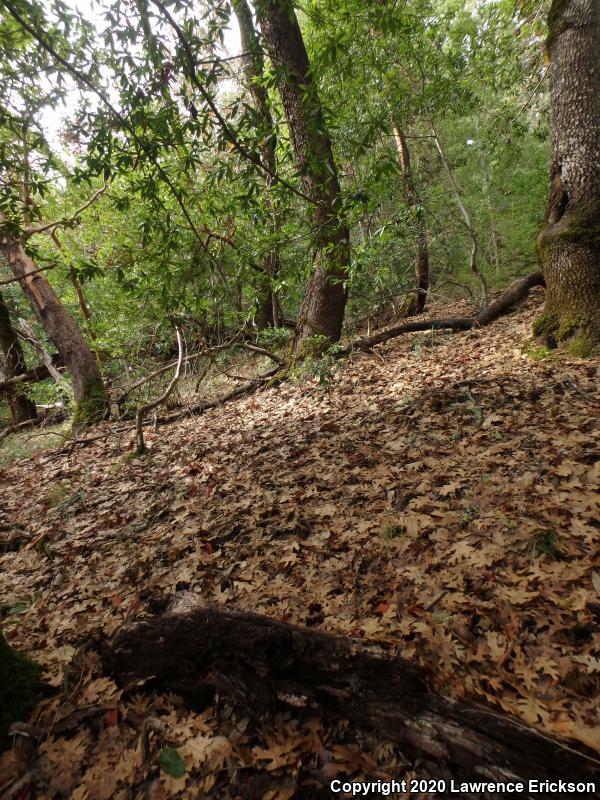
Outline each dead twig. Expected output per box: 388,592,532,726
135,328,184,453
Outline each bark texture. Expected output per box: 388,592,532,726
0,234,108,422
103,603,600,795
255,0,349,348
232,0,282,329
393,126,430,314
0,291,37,423
535,0,600,355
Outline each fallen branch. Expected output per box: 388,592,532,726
102,603,600,795
158,365,280,424
345,272,544,353
138,274,543,428
0,409,68,442
117,339,281,409
135,328,183,453
0,363,58,392
16,319,69,391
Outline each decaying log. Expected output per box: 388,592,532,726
345,272,545,353
102,604,600,795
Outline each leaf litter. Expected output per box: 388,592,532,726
1,289,599,797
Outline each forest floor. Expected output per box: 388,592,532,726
1,287,599,799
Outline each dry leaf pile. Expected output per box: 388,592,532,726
1,289,599,798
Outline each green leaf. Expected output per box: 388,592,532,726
159,747,186,778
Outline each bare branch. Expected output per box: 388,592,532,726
135,328,184,452
22,184,107,240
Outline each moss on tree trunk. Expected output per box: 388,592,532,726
536,214,600,356
0,632,39,750
72,375,110,426
535,0,600,356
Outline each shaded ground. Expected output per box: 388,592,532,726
1,289,599,798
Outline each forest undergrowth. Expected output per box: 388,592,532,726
1,288,599,799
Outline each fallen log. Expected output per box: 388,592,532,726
344,272,545,353
102,603,600,795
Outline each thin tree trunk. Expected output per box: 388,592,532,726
255,0,350,350
232,0,282,329
0,225,108,424
0,292,37,424
475,123,501,276
392,125,430,314
431,126,488,301
51,229,98,342
535,0,600,355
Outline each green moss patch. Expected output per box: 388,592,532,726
72,378,109,426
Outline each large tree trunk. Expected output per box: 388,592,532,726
392,125,430,314
0,291,38,424
535,0,600,355
103,603,600,794
255,0,349,350
232,0,282,329
0,234,108,424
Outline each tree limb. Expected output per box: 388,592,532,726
343,272,544,354
135,328,183,452
22,184,107,241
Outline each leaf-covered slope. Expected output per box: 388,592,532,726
1,288,599,796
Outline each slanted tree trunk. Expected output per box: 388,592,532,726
392,125,430,314
534,0,600,356
0,231,108,424
0,291,37,424
232,0,282,329
255,0,349,350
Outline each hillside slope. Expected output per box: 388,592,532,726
1,289,599,798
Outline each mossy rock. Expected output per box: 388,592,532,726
0,632,39,750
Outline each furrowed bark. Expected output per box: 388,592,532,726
255,0,349,350
102,604,600,795
535,0,600,356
